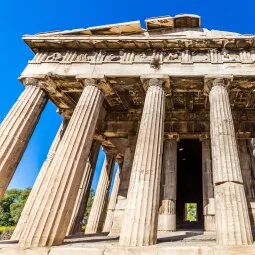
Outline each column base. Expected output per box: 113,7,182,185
109,197,126,236
204,215,216,232
158,214,176,232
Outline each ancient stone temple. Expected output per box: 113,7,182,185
0,14,255,254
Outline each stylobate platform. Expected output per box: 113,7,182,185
1,231,255,255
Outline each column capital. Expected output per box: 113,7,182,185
199,132,210,141
57,108,73,119
140,75,171,95
23,77,40,87
204,75,233,95
165,133,180,141
83,78,100,88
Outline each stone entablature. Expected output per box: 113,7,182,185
29,49,255,65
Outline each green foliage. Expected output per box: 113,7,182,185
83,188,95,227
0,226,15,234
0,188,31,226
185,203,197,222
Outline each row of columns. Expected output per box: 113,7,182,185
0,76,254,248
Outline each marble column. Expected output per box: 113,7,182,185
11,120,68,241
0,78,47,198
103,166,121,232
238,140,255,200
158,139,177,231
201,139,215,232
109,146,135,236
18,78,104,248
208,77,253,245
85,154,115,234
119,78,165,246
66,141,100,236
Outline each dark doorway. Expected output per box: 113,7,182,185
176,139,203,229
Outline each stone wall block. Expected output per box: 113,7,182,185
119,81,165,246
18,84,103,248
0,85,47,198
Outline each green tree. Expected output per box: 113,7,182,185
83,188,95,225
0,188,31,226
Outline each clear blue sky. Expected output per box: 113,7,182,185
0,0,254,191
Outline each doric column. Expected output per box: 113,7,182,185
103,165,121,232
18,78,104,248
238,139,255,200
109,146,135,236
119,78,165,246
11,120,68,241
85,153,115,234
0,78,47,198
158,138,177,231
201,138,215,232
66,141,100,236
208,76,253,245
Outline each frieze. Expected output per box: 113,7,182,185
29,49,255,65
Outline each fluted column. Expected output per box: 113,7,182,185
85,154,115,234
103,166,121,232
12,120,68,241
158,138,177,231
201,139,215,232
109,146,135,236
0,78,47,198
238,140,255,200
208,77,253,245
66,141,100,236
119,78,165,246
18,78,104,248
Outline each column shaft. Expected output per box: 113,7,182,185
67,141,100,235
103,166,120,232
238,140,255,200
18,79,104,248
109,147,135,236
209,78,253,245
119,79,165,246
0,80,47,198
85,154,115,234
12,121,68,240
202,139,215,232
158,139,177,231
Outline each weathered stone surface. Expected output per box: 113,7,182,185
238,139,255,200
201,139,215,232
119,78,165,246
12,121,68,241
103,166,120,232
18,80,104,248
209,77,253,245
67,141,100,236
85,154,115,234
109,147,135,236
0,81,47,198
158,139,177,232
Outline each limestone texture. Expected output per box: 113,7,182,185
85,154,115,234
18,80,104,248
209,78,253,245
0,81,47,198
119,78,165,246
